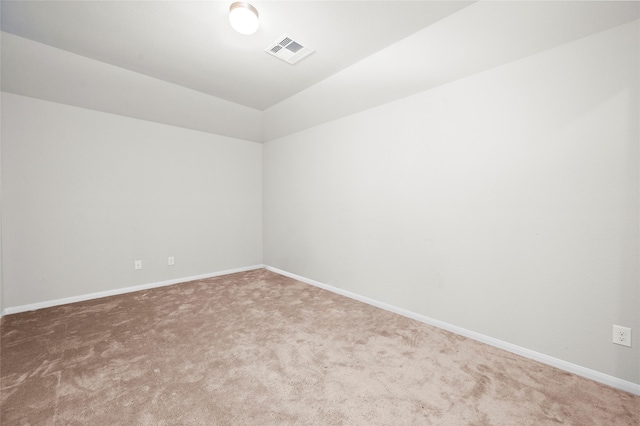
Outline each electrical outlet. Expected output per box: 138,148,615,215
134,260,142,270
612,325,631,347
168,256,175,266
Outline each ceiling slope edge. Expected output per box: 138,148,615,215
1,32,263,143
262,1,640,143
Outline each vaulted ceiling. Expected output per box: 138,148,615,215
1,1,472,110
2,1,638,142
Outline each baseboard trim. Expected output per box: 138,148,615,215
3,264,264,316
264,265,640,396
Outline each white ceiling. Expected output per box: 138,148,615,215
0,0,473,110
1,1,638,142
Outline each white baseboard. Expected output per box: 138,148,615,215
264,265,640,396
3,264,264,316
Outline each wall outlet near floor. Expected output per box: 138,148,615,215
134,260,143,270
612,325,631,347
168,256,175,266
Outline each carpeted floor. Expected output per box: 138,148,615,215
1,269,638,425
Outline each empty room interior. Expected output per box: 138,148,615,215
1,0,639,424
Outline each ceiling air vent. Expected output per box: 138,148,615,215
265,34,314,65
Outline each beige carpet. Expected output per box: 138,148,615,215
1,269,638,425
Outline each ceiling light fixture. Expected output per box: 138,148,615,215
229,2,259,35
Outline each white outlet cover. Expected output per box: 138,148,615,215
613,325,631,347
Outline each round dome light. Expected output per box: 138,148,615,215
229,2,259,35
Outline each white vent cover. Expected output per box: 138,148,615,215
265,34,314,65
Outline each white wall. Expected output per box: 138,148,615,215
1,93,262,308
263,20,640,384
0,91,3,315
